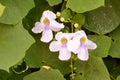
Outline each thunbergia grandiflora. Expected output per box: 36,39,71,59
49,32,74,60
68,30,97,61
32,10,64,43
32,10,97,61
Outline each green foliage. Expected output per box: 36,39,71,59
24,41,71,75
0,70,10,80
46,0,62,6
0,22,35,71
0,0,120,80
0,3,5,16
74,56,111,80
61,9,72,22
23,68,65,80
103,57,120,79
66,0,104,13
72,14,85,27
109,26,120,58
88,35,111,57
74,75,86,80
83,0,120,34
0,0,34,24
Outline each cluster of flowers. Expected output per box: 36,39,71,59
32,10,97,61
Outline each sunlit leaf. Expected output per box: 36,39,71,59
0,0,34,24
23,68,65,80
66,0,104,13
74,75,86,80
0,3,5,17
0,22,35,71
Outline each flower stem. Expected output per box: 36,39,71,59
71,23,74,33
70,55,75,80
70,20,75,80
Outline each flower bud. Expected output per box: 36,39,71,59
60,17,65,22
56,12,61,17
74,23,79,28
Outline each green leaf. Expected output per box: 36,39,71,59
88,35,111,57
75,56,110,80
0,22,35,71
110,0,120,20
109,26,120,58
61,9,71,21
23,68,65,80
103,57,120,79
83,0,120,34
117,75,120,80
46,0,62,6
24,41,71,75
74,75,86,80
72,14,85,27
0,3,5,17
66,0,104,13
0,70,10,80
0,0,34,24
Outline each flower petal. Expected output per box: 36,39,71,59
49,41,61,52
86,40,97,49
32,22,43,33
67,40,80,54
75,30,86,37
41,29,53,43
64,33,74,40
55,32,63,40
43,10,56,20
50,20,64,31
77,45,89,61
59,48,71,60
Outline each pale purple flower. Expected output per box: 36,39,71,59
68,30,97,61
49,32,74,60
32,10,64,43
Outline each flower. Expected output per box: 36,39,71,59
68,30,97,61
49,32,73,60
32,10,64,43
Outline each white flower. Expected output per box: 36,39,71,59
32,10,64,43
49,32,74,60
68,30,97,61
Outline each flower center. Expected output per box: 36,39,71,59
60,37,68,44
43,17,50,25
80,36,86,43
